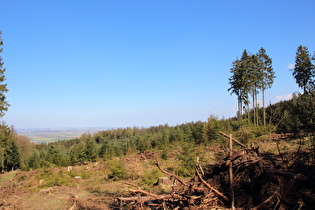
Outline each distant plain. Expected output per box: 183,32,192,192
16,127,111,143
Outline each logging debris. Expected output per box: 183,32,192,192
113,132,315,209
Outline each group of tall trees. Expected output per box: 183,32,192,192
228,48,275,126
228,45,315,140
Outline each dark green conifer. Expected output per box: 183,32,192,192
257,48,275,125
292,45,315,93
0,31,10,117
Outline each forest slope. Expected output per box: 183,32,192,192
1,134,314,209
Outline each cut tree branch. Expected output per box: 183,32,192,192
219,131,247,148
195,167,230,202
154,161,188,186
119,182,183,203
124,182,160,199
250,194,276,210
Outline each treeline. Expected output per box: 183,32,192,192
0,115,245,172
1,88,314,173
23,117,227,169
0,89,314,173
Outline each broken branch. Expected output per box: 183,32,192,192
195,167,230,202
154,161,188,186
123,182,159,199
250,194,276,210
219,131,246,148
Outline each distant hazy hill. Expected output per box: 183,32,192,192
16,127,112,144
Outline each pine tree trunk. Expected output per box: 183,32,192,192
247,104,250,124
252,93,255,126
263,89,266,126
238,96,242,121
256,90,259,126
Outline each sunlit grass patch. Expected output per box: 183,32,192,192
0,170,18,185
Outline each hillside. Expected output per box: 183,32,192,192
0,92,315,209
1,133,315,209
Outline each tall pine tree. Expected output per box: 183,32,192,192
229,48,274,125
257,48,275,125
228,50,251,121
0,31,9,117
292,45,315,93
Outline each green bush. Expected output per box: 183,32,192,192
67,168,79,178
81,168,92,179
37,169,71,187
176,143,196,177
142,168,163,186
160,149,168,160
235,126,255,145
176,167,193,177
106,159,126,181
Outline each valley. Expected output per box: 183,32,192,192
16,127,111,144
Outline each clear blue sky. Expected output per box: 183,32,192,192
1,0,314,128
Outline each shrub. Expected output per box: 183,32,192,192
176,143,196,177
236,126,255,145
160,149,168,160
106,159,126,181
37,169,71,187
81,168,92,179
67,168,79,178
142,168,163,186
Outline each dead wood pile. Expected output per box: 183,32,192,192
113,132,315,209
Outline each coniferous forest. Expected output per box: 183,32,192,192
1,31,315,209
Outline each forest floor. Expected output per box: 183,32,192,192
1,134,315,209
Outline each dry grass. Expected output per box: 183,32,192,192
254,135,312,155
0,153,162,209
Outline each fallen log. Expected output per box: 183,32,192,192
117,196,157,202
124,182,160,199
117,194,182,202
119,182,184,206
